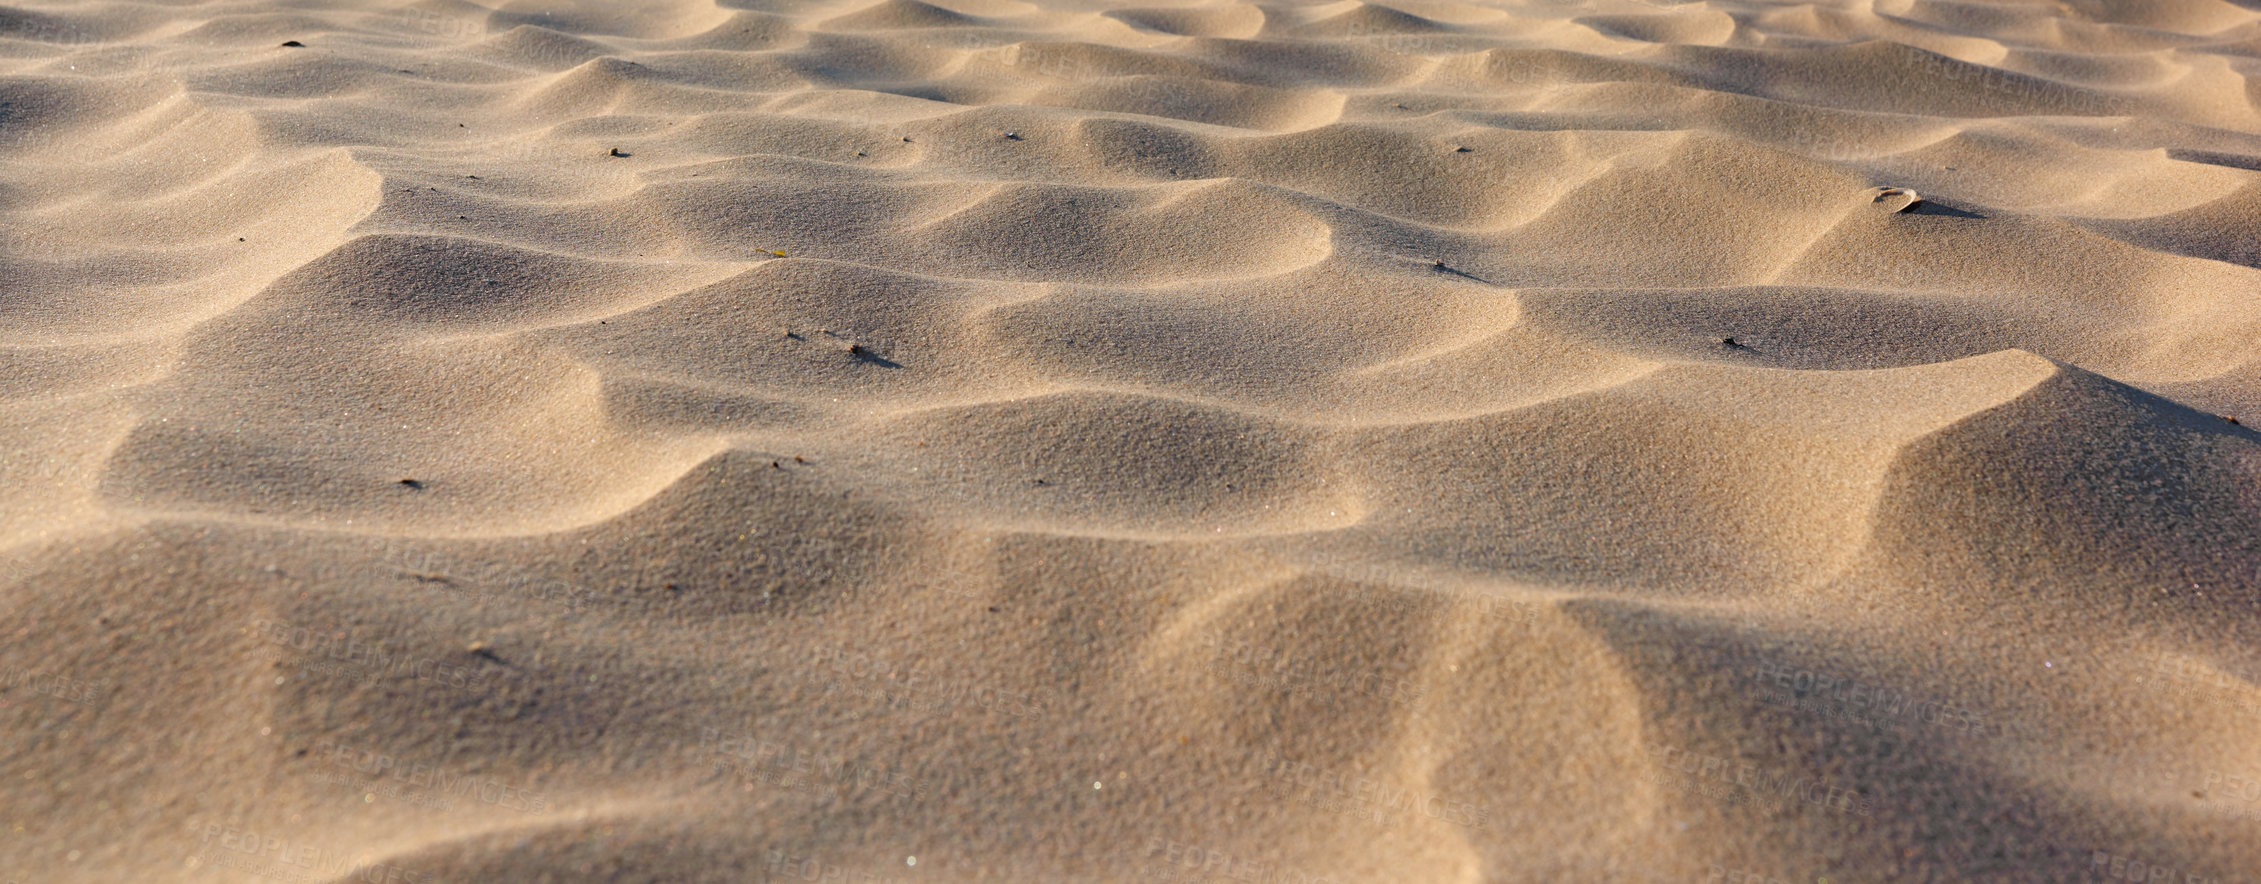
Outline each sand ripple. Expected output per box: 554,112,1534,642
7,0,2261,879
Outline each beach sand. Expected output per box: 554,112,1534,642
6,0,2261,880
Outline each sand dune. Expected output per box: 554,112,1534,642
7,0,2261,880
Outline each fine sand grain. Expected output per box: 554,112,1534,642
7,0,2261,880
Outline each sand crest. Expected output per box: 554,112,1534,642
6,0,2261,880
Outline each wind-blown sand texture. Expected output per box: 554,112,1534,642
7,0,2261,880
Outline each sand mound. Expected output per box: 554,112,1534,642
8,0,2261,879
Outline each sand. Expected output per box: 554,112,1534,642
5,0,2261,880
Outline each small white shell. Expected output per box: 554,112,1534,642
1874,187,1923,213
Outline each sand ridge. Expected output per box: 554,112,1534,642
6,0,2261,879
